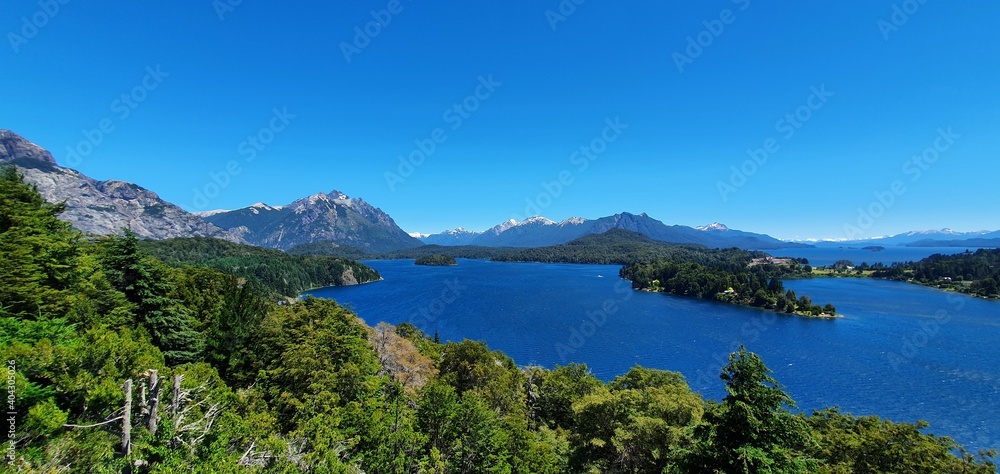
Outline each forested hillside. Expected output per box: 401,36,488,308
871,248,1000,298
140,237,381,298
621,256,834,317
2,167,995,472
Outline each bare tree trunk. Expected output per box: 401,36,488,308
148,370,160,436
171,375,182,419
122,379,132,456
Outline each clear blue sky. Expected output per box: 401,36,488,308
3,1,998,240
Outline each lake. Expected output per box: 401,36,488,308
305,258,1000,454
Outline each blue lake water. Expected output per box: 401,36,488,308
306,258,1000,454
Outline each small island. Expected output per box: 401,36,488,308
415,254,458,266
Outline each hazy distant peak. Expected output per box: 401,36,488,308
560,217,587,226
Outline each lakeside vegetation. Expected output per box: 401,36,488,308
621,257,837,318
871,248,1000,298
140,236,382,298
809,250,1000,299
2,167,997,472
414,254,458,266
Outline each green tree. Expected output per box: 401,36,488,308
99,229,204,364
688,346,816,473
0,167,81,318
571,367,703,473
806,408,997,473
533,364,602,431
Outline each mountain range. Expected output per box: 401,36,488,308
418,215,808,250
809,229,1000,247
3,129,996,253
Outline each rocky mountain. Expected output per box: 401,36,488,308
1,130,241,242
420,213,806,250
201,191,423,252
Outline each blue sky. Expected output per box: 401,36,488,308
2,1,998,240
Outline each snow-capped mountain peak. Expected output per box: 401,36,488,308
484,219,518,236
194,209,231,217
696,222,730,232
250,202,282,211
560,217,587,226
518,216,556,226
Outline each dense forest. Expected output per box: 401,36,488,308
284,240,376,260
490,229,730,265
621,256,835,317
140,237,382,298
870,249,1000,298
2,167,996,472
414,254,458,266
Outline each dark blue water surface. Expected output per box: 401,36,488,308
306,259,1000,454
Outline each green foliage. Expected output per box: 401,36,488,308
805,408,998,473
571,367,704,473
621,256,836,317
872,248,1000,298
493,228,743,265
532,364,603,431
697,346,817,473
99,230,204,364
0,166,81,318
415,254,459,266
141,236,382,298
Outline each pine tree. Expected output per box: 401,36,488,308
0,166,81,318
99,229,204,364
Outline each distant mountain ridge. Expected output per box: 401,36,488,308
810,229,1000,247
1,130,242,242
419,213,807,250
201,191,423,252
